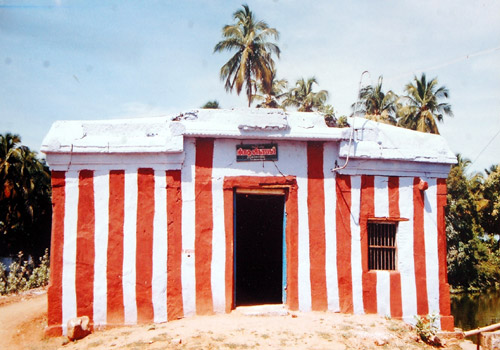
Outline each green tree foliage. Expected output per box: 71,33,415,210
201,100,220,109
319,104,337,127
0,133,51,258
397,73,453,134
446,154,500,290
282,77,329,112
446,155,483,288
351,76,398,125
214,4,280,107
479,165,500,241
336,115,350,128
252,68,288,108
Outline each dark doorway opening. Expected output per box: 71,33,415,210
235,192,285,306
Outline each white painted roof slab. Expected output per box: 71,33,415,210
41,108,456,165
41,117,183,154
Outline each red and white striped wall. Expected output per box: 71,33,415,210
46,138,453,336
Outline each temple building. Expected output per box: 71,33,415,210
41,108,456,335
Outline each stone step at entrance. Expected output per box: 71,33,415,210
234,304,289,317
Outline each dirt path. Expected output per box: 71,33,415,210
0,290,59,350
61,310,465,350
0,291,473,350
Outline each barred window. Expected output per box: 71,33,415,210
368,222,397,270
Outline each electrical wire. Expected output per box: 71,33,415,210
386,46,500,82
331,70,370,172
471,126,500,167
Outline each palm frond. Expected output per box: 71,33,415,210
397,73,453,133
214,4,280,106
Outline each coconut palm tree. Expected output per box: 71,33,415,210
0,134,51,258
282,77,329,112
397,73,453,134
214,4,280,107
252,69,288,108
352,76,397,125
485,164,499,176
0,133,21,199
0,133,20,160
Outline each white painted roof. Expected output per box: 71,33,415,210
41,108,456,164
41,117,182,154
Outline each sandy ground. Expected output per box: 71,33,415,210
63,312,472,350
0,290,475,350
0,288,60,350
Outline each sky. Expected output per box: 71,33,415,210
1,0,499,173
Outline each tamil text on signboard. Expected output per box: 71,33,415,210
236,144,278,162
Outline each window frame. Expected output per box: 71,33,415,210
367,220,399,271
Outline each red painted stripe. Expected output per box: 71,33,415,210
413,177,428,315
286,181,299,310
307,142,327,311
136,168,155,323
46,171,65,336
167,170,184,320
75,170,95,319
107,170,125,324
336,175,353,313
360,175,377,314
388,177,400,218
388,177,402,319
195,138,214,315
223,187,234,313
389,272,402,319
437,178,451,317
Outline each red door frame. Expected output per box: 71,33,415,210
222,176,299,311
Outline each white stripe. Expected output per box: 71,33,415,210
211,176,226,313
323,143,339,312
297,176,312,311
374,176,391,317
210,140,229,313
152,170,167,323
423,178,440,317
123,170,138,324
62,170,79,335
374,176,389,217
211,140,228,313
398,177,417,324
376,270,391,317
350,176,364,314
181,139,196,316
93,171,109,326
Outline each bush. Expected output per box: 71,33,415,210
0,249,50,295
0,262,6,294
415,314,439,345
337,115,350,128
27,249,50,289
6,256,27,294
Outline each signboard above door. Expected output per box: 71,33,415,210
236,143,278,162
